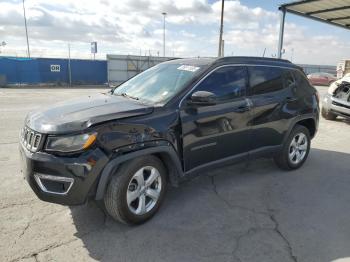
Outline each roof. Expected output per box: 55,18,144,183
280,0,350,30
167,56,297,68
165,57,215,66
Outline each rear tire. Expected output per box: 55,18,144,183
321,108,337,120
274,125,311,170
104,155,167,225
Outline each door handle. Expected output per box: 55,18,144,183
236,105,250,112
285,97,297,102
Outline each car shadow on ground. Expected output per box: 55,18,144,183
69,148,350,262
333,117,350,125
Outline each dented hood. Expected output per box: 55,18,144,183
25,93,153,134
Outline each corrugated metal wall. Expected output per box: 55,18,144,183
0,55,337,86
0,57,107,85
107,54,173,85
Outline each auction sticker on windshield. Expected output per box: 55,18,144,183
177,65,200,72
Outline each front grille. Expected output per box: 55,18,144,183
21,126,42,152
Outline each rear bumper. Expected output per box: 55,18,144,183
19,144,109,205
323,94,350,118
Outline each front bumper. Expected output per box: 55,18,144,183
19,144,109,205
323,94,350,118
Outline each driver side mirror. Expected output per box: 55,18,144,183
188,91,217,105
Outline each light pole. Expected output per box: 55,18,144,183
218,0,224,57
162,12,167,57
22,0,30,58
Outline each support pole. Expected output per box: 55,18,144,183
221,39,225,57
218,0,224,57
277,7,286,59
162,12,167,57
68,43,72,87
22,0,30,58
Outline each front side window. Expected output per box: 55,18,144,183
193,66,247,101
249,66,284,95
113,63,205,105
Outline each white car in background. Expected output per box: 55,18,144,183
322,73,350,120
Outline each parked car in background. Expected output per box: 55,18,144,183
307,72,337,86
322,73,350,120
19,57,319,225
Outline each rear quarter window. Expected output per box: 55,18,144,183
283,69,296,89
249,66,284,95
293,70,315,96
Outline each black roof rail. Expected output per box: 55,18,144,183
214,56,292,64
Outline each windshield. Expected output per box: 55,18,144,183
113,63,204,104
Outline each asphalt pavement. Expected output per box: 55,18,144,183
0,86,349,262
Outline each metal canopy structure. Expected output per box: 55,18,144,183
278,0,350,58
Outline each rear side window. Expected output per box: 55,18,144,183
194,66,247,101
283,69,296,89
249,66,283,95
294,70,310,87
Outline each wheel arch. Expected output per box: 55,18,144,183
296,118,316,138
95,145,183,200
283,114,318,146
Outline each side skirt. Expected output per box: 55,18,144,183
182,145,282,181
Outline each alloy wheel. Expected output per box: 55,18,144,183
288,132,308,165
126,166,162,215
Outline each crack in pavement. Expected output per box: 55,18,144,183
0,141,18,145
268,212,298,262
10,238,80,262
210,175,298,262
9,204,111,262
210,175,269,217
9,227,99,262
13,208,33,247
0,201,35,210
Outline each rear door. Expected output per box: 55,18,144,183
248,66,297,152
180,66,252,171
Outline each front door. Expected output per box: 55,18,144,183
180,66,252,172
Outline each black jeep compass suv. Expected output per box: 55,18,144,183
20,57,319,224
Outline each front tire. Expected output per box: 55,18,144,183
104,155,167,225
274,125,311,170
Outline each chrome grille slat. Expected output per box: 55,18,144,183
21,127,42,152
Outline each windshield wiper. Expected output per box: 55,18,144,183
119,92,139,101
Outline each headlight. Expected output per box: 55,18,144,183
46,133,97,153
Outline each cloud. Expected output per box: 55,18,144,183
0,0,348,65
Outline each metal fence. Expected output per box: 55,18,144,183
297,64,336,75
0,55,338,86
0,57,107,85
107,54,174,85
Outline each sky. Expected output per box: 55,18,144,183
0,0,350,65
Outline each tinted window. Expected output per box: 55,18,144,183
249,66,283,95
194,66,247,101
294,70,310,87
283,69,296,89
293,70,313,96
